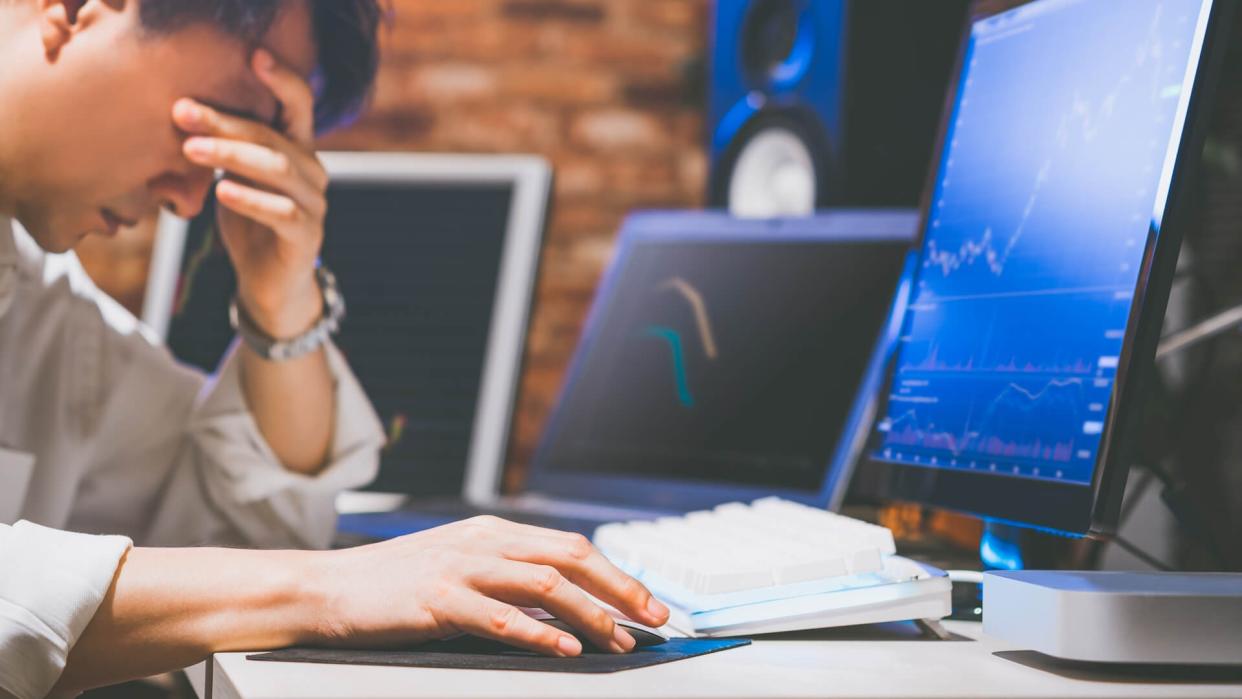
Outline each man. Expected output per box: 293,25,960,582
0,1,669,697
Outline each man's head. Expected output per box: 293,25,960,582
0,0,381,252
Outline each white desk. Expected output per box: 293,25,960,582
189,621,1242,699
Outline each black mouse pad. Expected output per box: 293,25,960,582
247,637,751,674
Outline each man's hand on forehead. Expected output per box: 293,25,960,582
170,48,328,338
174,48,317,153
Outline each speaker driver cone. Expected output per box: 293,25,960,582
727,126,818,218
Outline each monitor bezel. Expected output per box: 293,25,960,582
857,0,1234,537
142,152,552,505
525,209,918,513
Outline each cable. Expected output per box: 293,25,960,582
1111,535,1175,572
1142,461,1178,490
1157,301,1242,360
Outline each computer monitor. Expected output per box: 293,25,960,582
524,210,918,513
142,153,551,499
862,0,1231,536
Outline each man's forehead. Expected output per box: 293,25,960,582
263,0,319,77
194,3,317,128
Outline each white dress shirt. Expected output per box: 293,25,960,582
0,216,385,699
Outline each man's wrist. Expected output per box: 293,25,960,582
200,548,330,652
237,276,322,341
294,549,347,645
284,550,338,646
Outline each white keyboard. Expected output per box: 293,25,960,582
593,497,951,637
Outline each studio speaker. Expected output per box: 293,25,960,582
708,0,970,217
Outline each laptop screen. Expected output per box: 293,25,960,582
166,181,517,497
536,225,909,496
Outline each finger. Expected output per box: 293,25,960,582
215,179,303,236
450,591,583,658
173,100,328,192
469,560,633,654
184,138,325,216
483,523,670,628
253,48,316,144
173,98,274,145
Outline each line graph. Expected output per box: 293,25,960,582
638,278,722,410
660,277,719,360
886,378,1088,465
644,325,695,408
924,162,1049,278
923,1,1178,282
901,344,1097,376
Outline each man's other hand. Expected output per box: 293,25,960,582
308,517,672,656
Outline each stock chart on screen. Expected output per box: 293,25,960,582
874,0,1209,485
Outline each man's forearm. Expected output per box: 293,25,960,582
53,547,325,695
240,344,335,474
239,283,336,475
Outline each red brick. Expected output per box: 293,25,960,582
625,1,705,34
569,108,672,152
502,0,607,24
410,63,501,103
499,64,617,104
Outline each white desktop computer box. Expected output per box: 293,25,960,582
984,571,1242,665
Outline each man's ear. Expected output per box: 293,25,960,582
38,0,88,61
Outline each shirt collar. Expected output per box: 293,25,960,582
0,216,18,320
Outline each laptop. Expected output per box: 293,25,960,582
338,209,919,540
144,152,552,503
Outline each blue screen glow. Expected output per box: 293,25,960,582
874,0,1211,485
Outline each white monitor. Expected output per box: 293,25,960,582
143,152,552,503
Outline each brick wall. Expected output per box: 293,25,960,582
79,0,712,490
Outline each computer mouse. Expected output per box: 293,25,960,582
525,609,669,650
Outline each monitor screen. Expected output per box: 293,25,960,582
167,182,516,497
867,0,1218,533
538,235,908,493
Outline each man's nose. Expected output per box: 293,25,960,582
148,165,217,220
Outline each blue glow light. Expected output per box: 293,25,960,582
980,525,1025,571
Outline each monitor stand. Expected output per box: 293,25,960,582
982,570,1242,665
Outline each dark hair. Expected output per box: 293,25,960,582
137,0,384,133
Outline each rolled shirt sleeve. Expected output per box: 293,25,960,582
0,522,131,699
142,338,386,550
0,218,387,697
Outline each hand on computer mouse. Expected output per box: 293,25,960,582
305,516,671,657
532,612,669,650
